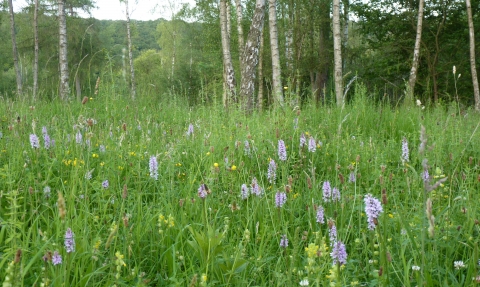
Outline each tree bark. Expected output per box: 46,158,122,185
240,0,266,112
33,0,39,100
124,0,136,100
407,0,424,104
220,0,237,107
258,25,265,110
466,0,480,111
235,0,244,61
268,0,284,107
333,0,343,107
8,0,22,96
58,0,70,101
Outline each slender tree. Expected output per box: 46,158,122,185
258,24,265,110
407,0,425,104
123,0,136,100
235,0,244,61
58,0,70,100
220,0,237,106
8,0,22,96
33,0,39,100
268,0,284,106
333,0,343,106
240,0,266,112
466,0,480,111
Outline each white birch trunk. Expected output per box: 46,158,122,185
333,0,343,107
466,0,480,111
125,0,136,100
8,0,22,96
240,0,266,112
235,0,244,61
220,0,237,106
407,0,424,104
33,0,39,100
258,26,264,110
58,0,70,101
268,0,284,106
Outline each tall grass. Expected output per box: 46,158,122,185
0,86,479,286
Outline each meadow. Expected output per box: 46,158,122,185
1,88,480,287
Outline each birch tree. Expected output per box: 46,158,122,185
58,0,70,100
407,0,424,104
333,0,343,106
240,0,266,112
235,0,244,60
123,0,136,100
466,0,480,111
33,0,39,100
220,0,236,106
8,0,22,96
268,0,284,106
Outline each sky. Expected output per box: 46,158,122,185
88,0,196,21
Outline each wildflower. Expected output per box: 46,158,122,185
42,128,52,149
412,265,420,271
329,224,337,244
308,137,316,153
454,261,466,269
149,156,158,180
330,240,348,265
198,184,208,199
364,194,383,230
280,234,288,248
213,162,219,168
186,123,194,136
244,140,251,155
305,243,319,258
52,251,62,265
401,137,409,163
422,169,430,183
251,177,263,196
275,192,287,208
231,165,237,171
316,206,325,224
99,145,106,153
43,186,51,198
30,134,40,149
76,131,82,144
64,228,75,253
102,180,109,189
240,184,249,200
332,187,341,202
300,133,306,148
267,159,277,183
278,140,287,161
322,181,332,202
299,279,309,286
84,169,93,180
349,172,356,183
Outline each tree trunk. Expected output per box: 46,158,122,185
407,0,424,104
235,0,244,61
333,0,343,107
343,0,349,70
240,0,266,113
258,26,265,110
466,0,480,111
58,0,70,101
124,0,136,100
8,0,22,96
268,0,284,107
220,0,237,107
33,0,39,100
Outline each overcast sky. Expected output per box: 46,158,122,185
89,0,196,21
13,0,196,21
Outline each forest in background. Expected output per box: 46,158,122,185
0,0,479,108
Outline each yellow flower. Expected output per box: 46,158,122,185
231,165,237,171
213,162,219,168
100,162,105,167
305,243,319,258
92,153,99,158
206,152,210,156
129,151,136,156
283,86,288,90
388,214,394,218
293,193,300,199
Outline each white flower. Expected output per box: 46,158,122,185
416,99,422,106
454,260,466,269
299,279,309,286
412,265,420,271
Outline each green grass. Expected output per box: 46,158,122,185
0,89,479,286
